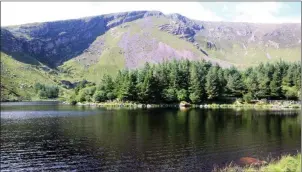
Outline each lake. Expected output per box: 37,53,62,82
1,102,301,171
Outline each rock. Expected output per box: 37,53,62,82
265,40,279,49
158,13,202,43
143,11,163,17
206,41,217,50
60,80,75,89
179,101,191,107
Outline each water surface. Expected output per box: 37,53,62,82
1,102,301,171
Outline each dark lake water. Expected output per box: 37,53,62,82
1,102,301,171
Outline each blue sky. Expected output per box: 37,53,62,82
1,2,301,26
275,2,301,18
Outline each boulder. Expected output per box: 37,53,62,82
179,101,191,107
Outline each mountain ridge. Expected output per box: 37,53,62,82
1,10,300,69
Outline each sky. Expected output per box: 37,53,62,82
1,2,301,26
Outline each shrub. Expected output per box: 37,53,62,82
68,94,77,105
106,92,115,101
76,90,87,102
162,88,177,103
85,95,92,102
243,92,253,103
236,98,243,103
38,90,47,98
189,93,200,104
34,83,59,99
86,86,96,96
177,89,188,102
93,91,107,102
285,89,297,100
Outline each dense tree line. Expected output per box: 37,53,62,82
69,60,301,104
34,83,59,99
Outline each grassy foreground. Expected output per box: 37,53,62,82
214,154,301,172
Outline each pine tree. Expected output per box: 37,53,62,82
206,66,220,100
257,68,271,98
270,67,283,98
245,71,259,98
217,67,226,96
178,60,190,89
189,63,203,103
283,65,295,87
293,63,301,90
137,69,158,103
169,60,181,90
100,74,115,94
226,69,245,96
117,70,131,101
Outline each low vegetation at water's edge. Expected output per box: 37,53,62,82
213,153,301,172
34,83,59,99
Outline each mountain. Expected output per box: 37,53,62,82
1,11,301,100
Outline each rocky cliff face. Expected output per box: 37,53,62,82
158,13,204,42
1,11,301,69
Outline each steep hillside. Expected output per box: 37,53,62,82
0,52,59,101
1,10,301,87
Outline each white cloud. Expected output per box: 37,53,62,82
233,2,300,23
1,2,222,26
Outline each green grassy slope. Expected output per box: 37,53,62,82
1,52,71,101
58,25,128,84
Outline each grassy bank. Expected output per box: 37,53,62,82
214,153,301,172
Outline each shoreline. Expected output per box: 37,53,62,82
0,99,60,103
1,99,300,110
63,101,302,110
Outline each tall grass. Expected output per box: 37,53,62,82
213,153,301,172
